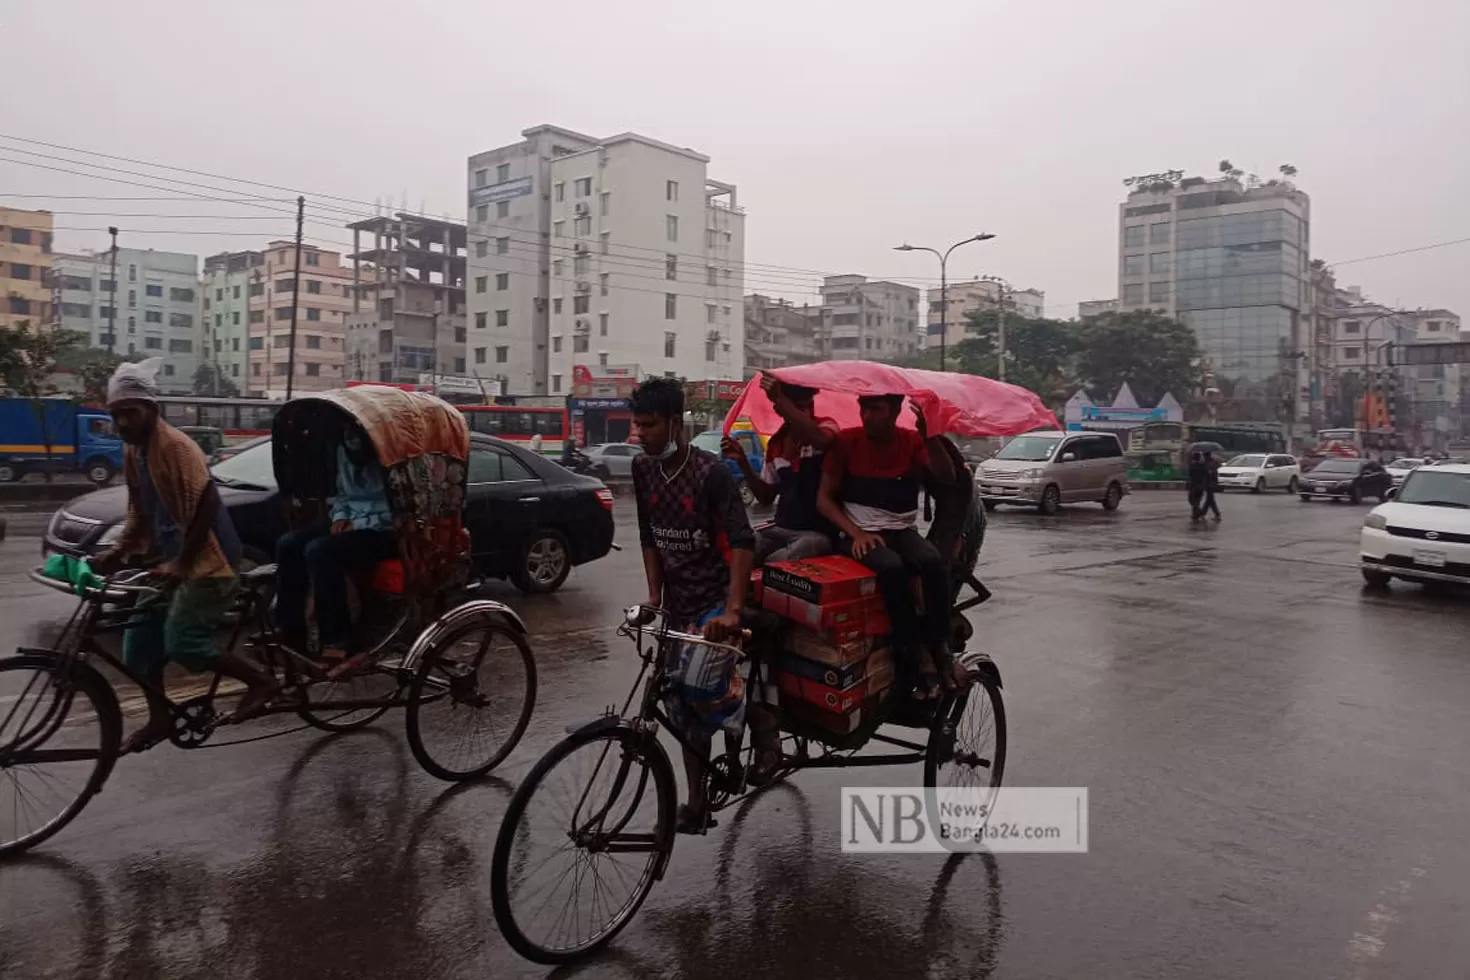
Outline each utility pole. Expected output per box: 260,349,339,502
106,226,118,353
285,196,304,398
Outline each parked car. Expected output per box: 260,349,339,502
976,430,1129,515
1360,464,1470,589
41,433,614,594
1297,457,1392,503
583,442,641,479
690,428,764,506
208,433,271,465
1215,453,1301,493
1384,457,1426,487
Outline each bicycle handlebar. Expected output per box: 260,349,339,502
29,567,166,602
617,604,751,656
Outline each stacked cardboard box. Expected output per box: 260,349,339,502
759,556,896,734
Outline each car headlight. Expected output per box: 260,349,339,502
1363,514,1388,530
96,523,123,547
1019,468,1043,480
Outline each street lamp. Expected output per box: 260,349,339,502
895,233,995,372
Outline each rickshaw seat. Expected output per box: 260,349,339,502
370,559,406,594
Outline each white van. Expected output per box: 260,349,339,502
975,431,1129,515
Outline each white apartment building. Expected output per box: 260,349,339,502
201,249,263,389
1077,298,1119,319
820,275,920,360
55,248,202,392
922,279,1045,350
465,125,746,396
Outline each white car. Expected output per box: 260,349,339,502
1384,457,1426,487
1360,464,1470,588
583,442,640,478
1214,453,1301,493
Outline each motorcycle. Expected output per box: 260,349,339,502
558,449,610,480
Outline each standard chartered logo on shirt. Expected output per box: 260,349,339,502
653,526,710,552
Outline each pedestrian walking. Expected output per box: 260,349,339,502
1201,451,1222,522
1186,451,1207,521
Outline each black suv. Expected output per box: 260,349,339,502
42,433,614,594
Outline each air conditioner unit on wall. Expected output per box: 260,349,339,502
574,319,591,334
575,281,591,293
574,203,589,216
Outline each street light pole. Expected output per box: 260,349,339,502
895,233,995,372
105,226,118,354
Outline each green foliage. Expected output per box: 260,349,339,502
1073,310,1201,407
193,362,241,398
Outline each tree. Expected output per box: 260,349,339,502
961,311,1081,408
193,362,241,398
1074,310,1201,408
0,322,87,481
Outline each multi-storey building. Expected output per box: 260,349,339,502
0,206,53,332
923,279,1045,350
55,248,202,392
345,214,467,390
744,294,823,377
1117,174,1311,418
201,250,264,389
243,241,354,397
820,275,920,361
1077,298,1119,319
465,125,746,396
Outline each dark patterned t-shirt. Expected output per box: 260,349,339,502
633,446,755,624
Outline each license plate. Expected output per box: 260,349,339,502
1413,549,1447,568
1313,485,1327,492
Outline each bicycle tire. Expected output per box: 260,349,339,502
0,654,122,858
404,617,536,781
491,727,676,964
296,668,396,733
923,672,1007,846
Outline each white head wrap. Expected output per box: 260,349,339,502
106,357,164,407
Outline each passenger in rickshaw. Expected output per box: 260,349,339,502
817,393,958,698
629,378,754,834
274,422,398,676
721,375,838,564
96,359,278,751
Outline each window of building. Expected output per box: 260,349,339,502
1123,225,1147,247
1122,254,1145,277
706,340,717,362
272,363,288,376
249,310,263,324
1427,320,1442,332
215,313,223,327
249,336,263,350
496,237,509,255
8,262,31,281
575,177,592,197
497,200,510,219
169,312,193,328
475,240,488,258
214,287,223,301
574,216,591,236
275,307,291,321
306,279,321,294
1148,281,1170,305
666,215,678,242
552,259,564,278
145,309,162,324
599,232,610,255
475,276,487,293
454,326,466,342
232,285,241,299
126,290,137,308
495,272,509,291
306,308,321,321
302,363,319,377
144,336,163,350
305,253,319,267
573,294,589,315
573,254,589,277
1122,283,1144,305
599,192,610,217
553,221,564,238
707,266,717,286
170,287,195,302
573,334,589,353
552,336,562,353
100,278,116,292
1149,252,1170,275
273,335,291,349
474,168,488,188
476,204,489,223
497,163,511,182
553,298,562,314
1343,320,1361,334
706,229,717,248
10,228,32,245
496,309,508,327
1344,346,1362,360
145,283,163,297
495,346,508,363
168,338,192,353
8,296,30,315
666,254,678,280
249,282,264,297
599,312,608,336
232,311,240,325
552,374,562,393
554,182,564,202
600,273,609,296
664,331,677,357
706,304,717,324
453,357,465,374
665,293,677,319
474,347,486,364
1150,222,1170,244
475,311,487,329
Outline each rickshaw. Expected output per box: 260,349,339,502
0,386,536,858
489,362,1053,964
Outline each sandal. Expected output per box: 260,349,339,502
676,804,717,835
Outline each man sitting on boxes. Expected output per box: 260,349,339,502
722,374,839,564
817,392,959,698
630,377,755,835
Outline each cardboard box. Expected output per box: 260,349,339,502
777,645,892,689
785,623,872,667
782,594,891,635
784,689,892,737
764,555,878,606
777,669,862,713
864,657,896,697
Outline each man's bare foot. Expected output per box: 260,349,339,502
120,716,172,754
325,651,372,680
226,684,277,724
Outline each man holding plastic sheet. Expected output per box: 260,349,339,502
817,393,958,699
722,374,839,564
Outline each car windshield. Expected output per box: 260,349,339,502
690,431,723,454
1396,470,1470,508
1312,459,1359,475
210,438,276,490
1225,454,1266,468
994,435,1060,462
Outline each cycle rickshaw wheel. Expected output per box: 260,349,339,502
296,666,397,733
923,668,1006,795
405,616,536,781
0,655,121,858
491,727,676,965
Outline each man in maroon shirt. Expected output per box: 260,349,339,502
818,393,956,696
631,377,754,833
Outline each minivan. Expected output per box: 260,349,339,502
974,430,1129,515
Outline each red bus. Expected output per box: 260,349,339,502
155,396,282,442
459,405,569,454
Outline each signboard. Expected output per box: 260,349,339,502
1122,170,1184,187
686,379,748,401
570,397,629,411
469,176,533,207
572,364,641,399
1078,405,1169,422
1394,341,1470,366
572,365,638,382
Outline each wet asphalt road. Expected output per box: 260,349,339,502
3,492,1470,979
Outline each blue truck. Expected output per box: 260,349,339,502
0,398,124,485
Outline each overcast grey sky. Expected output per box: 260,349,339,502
3,0,1467,317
